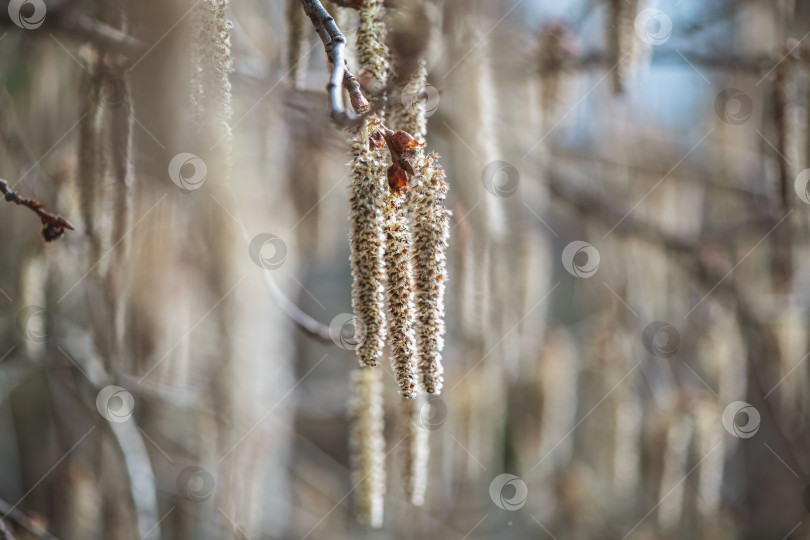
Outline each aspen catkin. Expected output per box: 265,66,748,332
349,0,390,367
349,133,388,367
384,196,419,397
356,0,389,93
404,397,429,505
349,366,386,527
410,151,450,394
190,0,234,159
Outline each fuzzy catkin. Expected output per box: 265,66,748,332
409,152,450,394
78,48,102,259
110,76,135,263
349,0,390,367
349,367,386,528
190,0,234,161
384,196,419,397
286,0,308,91
389,60,428,144
349,133,388,367
356,0,389,92
607,0,638,94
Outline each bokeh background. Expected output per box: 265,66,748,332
0,0,809,538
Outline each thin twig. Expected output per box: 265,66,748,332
0,179,74,241
300,0,369,125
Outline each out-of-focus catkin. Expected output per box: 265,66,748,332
190,0,234,161
349,367,386,528
389,60,428,144
286,0,308,90
384,196,419,397
607,0,639,94
78,47,102,261
409,151,450,394
402,397,429,505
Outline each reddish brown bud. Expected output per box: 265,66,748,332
387,163,409,196
390,130,420,155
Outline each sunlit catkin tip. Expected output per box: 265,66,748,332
349,139,388,367
349,366,386,528
384,196,419,398
409,151,450,394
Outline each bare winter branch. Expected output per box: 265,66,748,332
300,0,370,125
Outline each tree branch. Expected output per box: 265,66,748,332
299,0,369,125
0,179,74,241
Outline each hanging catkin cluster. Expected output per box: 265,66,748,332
348,367,386,528
408,151,450,394
335,0,450,526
